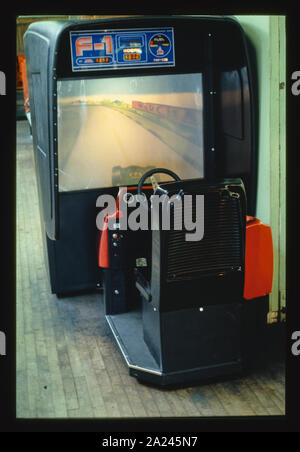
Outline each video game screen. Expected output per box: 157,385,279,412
57,73,204,191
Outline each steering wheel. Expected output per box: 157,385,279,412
137,168,181,196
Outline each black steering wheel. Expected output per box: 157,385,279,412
137,168,181,196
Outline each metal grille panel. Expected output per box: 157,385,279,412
166,190,243,280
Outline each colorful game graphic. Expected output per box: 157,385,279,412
149,33,171,58
70,28,175,71
57,73,204,191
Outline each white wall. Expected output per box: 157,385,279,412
236,15,286,316
235,15,271,224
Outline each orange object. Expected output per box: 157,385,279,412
19,56,30,113
16,56,24,89
243,216,273,300
98,219,110,268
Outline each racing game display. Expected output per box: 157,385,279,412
57,72,204,191
70,28,175,71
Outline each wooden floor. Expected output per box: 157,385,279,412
16,119,285,418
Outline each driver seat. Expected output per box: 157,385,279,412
135,177,247,375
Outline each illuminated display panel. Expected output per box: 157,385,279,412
57,73,204,191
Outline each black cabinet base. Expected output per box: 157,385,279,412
106,306,245,387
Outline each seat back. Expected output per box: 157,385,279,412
150,178,246,312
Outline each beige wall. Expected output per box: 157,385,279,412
235,15,286,318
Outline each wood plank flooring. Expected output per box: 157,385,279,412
16,120,285,418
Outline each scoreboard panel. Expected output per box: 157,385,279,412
70,28,175,72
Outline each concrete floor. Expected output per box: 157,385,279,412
16,119,285,419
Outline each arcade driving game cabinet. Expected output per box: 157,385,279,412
24,16,273,385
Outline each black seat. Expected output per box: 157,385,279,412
135,177,246,312
135,178,247,372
